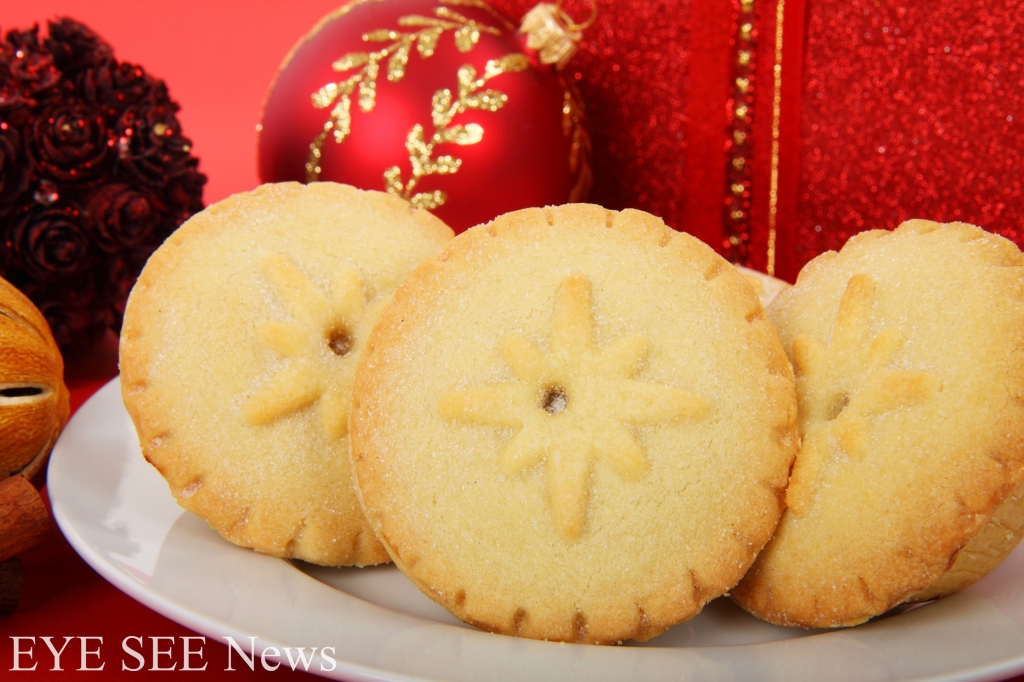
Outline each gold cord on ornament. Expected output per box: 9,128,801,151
519,1,596,70
554,0,598,31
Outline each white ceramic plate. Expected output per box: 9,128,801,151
49,378,1024,682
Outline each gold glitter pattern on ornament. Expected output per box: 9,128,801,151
438,275,709,540
244,253,367,439
306,0,502,180
786,274,939,516
385,54,529,209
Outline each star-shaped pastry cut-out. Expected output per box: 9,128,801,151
786,274,940,516
243,253,366,439
438,274,710,540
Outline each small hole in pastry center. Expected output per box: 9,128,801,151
326,328,354,357
0,386,44,398
542,385,568,414
827,393,850,421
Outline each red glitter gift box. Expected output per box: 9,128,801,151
491,0,1024,281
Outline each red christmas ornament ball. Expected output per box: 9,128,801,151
258,0,589,232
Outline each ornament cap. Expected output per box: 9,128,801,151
519,1,595,70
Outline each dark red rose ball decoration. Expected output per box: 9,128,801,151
0,19,205,348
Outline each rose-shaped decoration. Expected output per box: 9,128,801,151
6,204,92,283
30,102,111,185
44,18,112,75
86,182,163,253
0,274,69,480
115,103,192,187
0,88,33,128
78,62,165,120
3,29,61,100
0,126,30,214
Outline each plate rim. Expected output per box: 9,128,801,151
48,377,1024,682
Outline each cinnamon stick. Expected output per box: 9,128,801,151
0,475,49,563
0,557,22,614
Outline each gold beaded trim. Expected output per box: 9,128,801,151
766,0,786,276
723,0,756,266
